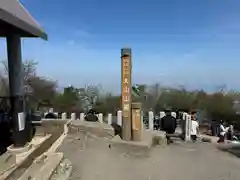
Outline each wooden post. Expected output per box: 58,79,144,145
132,102,142,141
7,34,27,147
121,48,132,141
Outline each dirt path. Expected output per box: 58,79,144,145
58,134,240,180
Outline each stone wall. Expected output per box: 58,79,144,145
44,110,192,141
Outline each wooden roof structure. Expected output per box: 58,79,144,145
0,0,47,39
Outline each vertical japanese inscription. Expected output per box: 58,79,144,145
121,56,131,118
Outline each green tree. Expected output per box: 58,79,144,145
53,85,81,112
204,92,234,118
102,93,121,114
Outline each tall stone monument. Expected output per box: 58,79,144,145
121,48,132,141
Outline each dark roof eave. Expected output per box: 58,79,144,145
0,8,48,40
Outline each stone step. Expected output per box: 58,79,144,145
17,153,63,180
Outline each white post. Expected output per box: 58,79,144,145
107,113,112,125
184,113,191,141
61,112,67,120
98,113,103,123
54,112,58,118
148,111,154,130
160,111,165,119
182,112,186,120
159,111,166,130
80,113,85,121
171,112,176,118
117,110,122,126
71,113,76,120
181,112,186,138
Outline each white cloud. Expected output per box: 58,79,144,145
67,40,75,45
73,29,91,38
65,29,92,47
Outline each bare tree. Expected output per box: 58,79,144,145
145,83,162,110
1,60,37,94
0,73,8,96
0,60,57,108
216,84,227,94
79,84,101,110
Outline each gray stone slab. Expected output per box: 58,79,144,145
69,121,115,139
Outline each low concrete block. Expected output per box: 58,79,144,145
109,137,151,158
150,130,167,146
200,134,218,143
68,121,115,139
35,125,47,136
201,137,212,143
109,130,154,158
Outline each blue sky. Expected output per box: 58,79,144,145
1,0,240,93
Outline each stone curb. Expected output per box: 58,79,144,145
33,152,64,180
34,120,72,180
0,135,52,180
3,120,72,180
45,120,72,154
50,158,73,180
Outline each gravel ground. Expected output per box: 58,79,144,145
58,134,240,180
